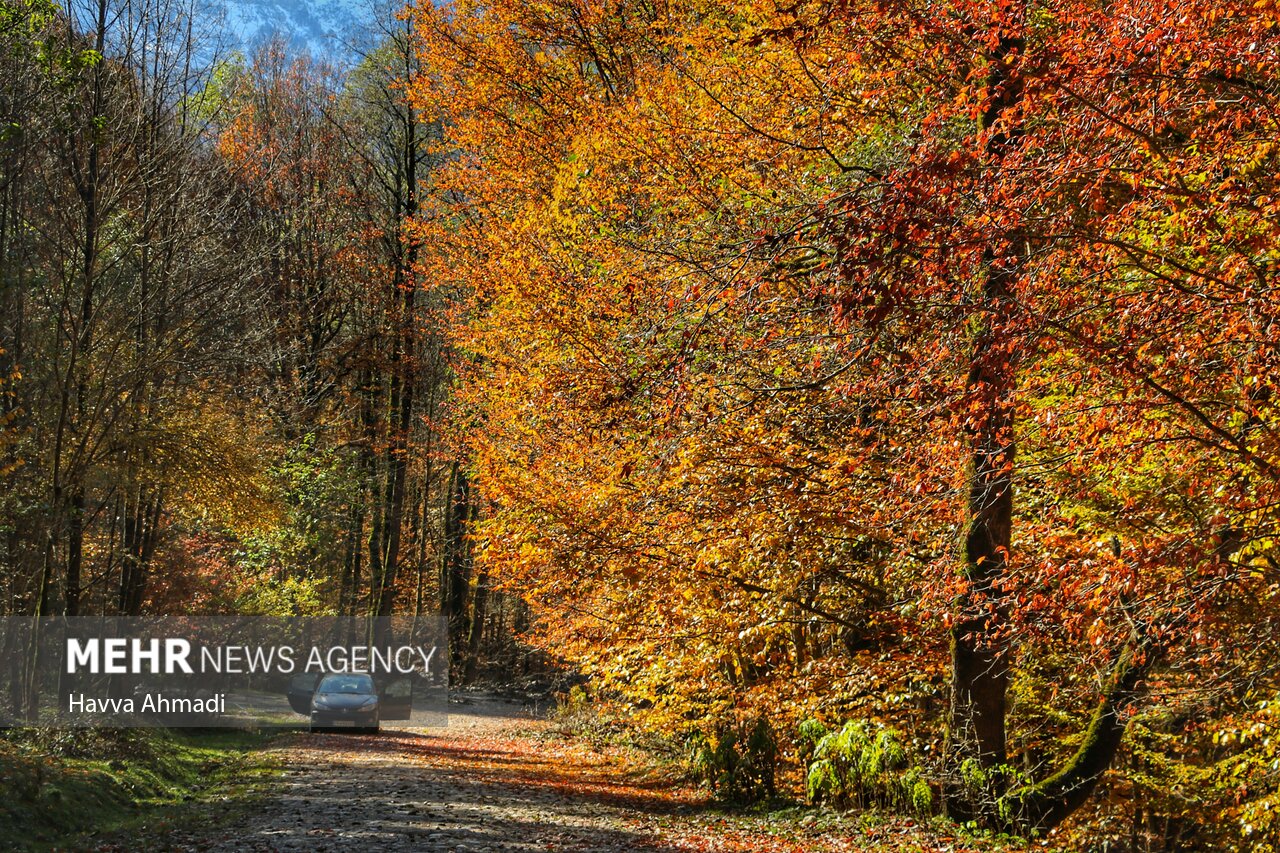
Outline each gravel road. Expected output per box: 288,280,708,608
79,696,1013,853
149,697,721,852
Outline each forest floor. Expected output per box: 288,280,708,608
82,696,1027,853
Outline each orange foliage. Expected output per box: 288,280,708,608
406,0,1280,839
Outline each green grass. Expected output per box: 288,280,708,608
0,727,280,851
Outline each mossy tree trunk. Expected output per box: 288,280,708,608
1001,636,1153,831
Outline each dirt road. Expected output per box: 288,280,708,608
140,697,772,852
118,698,986,853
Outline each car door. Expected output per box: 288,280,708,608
286,673,320,714
379,677,413,720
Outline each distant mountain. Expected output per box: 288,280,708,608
205,0,377,66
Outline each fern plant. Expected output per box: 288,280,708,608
804,720,933,815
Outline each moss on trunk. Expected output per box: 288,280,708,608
1000,636,1152,833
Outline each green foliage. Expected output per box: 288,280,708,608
230,572,328,616
231,434,362,615
797,717,829,767
181,54,245,124
805,720,933,816
0,728,275,850
689,714,778,804
0,0,100,104
1207,698,1280,852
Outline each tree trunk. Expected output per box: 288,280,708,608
372,56,420,620
1002,636,1153,831
946,14,1026,812
412,486,429,626
64,487,85,616
441,462,474,667
118,487,161,616
463,570,488,684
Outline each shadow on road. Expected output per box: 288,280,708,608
117,694,710,852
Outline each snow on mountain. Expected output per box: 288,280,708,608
205,0,375,65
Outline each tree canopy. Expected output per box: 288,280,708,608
2,0,1279,847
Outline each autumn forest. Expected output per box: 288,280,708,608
2,0,1279,849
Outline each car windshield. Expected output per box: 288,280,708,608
316,674,374,694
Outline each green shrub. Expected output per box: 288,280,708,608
804,719,933,815
689,714,777,803
796,717,829,767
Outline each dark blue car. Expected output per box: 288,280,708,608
309,673,381,732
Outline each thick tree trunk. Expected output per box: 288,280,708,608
946,18,1026,812
949,245,1020,776
947,11,1146,833
118,489,141,614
